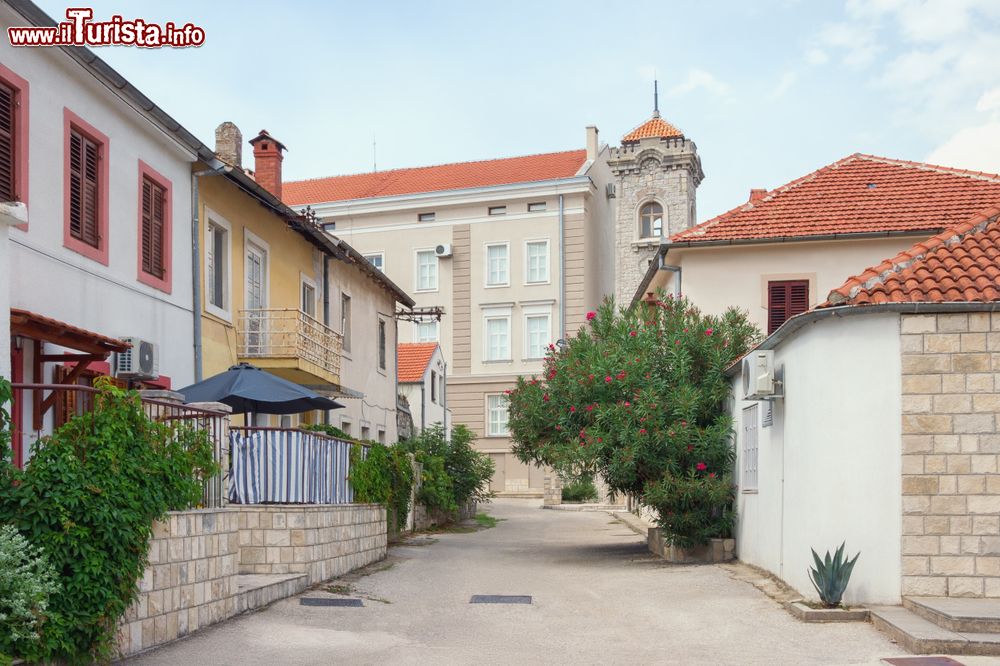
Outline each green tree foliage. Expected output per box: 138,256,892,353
507,294,759,547
0,378,219,664
0,524,60,663
348,441,415,530
305,422,354,441
398,424,495,513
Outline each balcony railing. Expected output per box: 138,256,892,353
237,308,343,379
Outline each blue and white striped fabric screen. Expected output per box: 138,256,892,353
228,429,354,504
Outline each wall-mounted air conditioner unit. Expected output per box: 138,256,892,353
435,244,453,258
606,183,617,199
116,337,160,381
742,350,781,401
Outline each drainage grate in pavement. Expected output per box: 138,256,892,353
470,595,532,604
882,658,964,666
300,597,363,607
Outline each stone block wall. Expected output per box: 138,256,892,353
117,508,240,657
900,312,1000,597
543,474,562,506
237,504,386,584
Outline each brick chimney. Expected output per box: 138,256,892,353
586,126,599,162
214,122,242,168
250,130,286,199
749,188,767,203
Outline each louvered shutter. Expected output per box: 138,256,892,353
69,130,100,248
141,176,166,278
0,82,15,202
767,280,810,335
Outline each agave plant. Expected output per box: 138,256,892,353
808,542,860,607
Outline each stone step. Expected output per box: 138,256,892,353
904,596,1000,634
236,573,308,613
870,605,1000,656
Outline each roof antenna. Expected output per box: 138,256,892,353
372,134,377,172
653,79,660,118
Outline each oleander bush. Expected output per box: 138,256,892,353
0,378,218,664
507,293,759,548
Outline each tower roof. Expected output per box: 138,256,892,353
622,116,684,143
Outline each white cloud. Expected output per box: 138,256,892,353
818,22,883,66
926,121,1000,174
978,88,1000,113
667,68,731,98
805,48,829,65
770,72,798,99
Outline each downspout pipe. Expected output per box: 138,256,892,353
558,194,565,338
659,251,681,299
420,382,426,432
442,359,448,439
323,255,330,327
191,166,226,382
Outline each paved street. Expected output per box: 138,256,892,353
126,499,906,665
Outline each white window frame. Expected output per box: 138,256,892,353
418,212,435,222
484,242,510,288
300,272,318,319
524,239,550,285
341,291,352,355
527,201,547,212
363,252,385,272
244,229,270,310
415,319,439,342
377,316,388,374
523,309,552,360
486,393,510,437
415,249,439,292
742,404,759,492
488,205,506,216
482,308,512,362
340,418,353,437
204,209,233,321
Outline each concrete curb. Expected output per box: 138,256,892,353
785,600,870,623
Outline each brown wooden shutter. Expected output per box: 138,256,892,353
767,280,810,335
0,81,15,202
69,129,100,248
141,176,166,278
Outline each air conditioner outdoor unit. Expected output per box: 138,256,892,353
116,337,160,381
742,350,780,400
606,182,617,199
435,244,453,258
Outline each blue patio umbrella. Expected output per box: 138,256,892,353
177,362,345,414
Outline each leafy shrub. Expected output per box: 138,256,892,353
348,442,414,530
560,476,598,503
808,542,861,607
507,293,759,548
398,424,495,514
0,524,60,663
0,378,219,664
306,423,354,441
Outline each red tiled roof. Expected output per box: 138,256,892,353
283,150,588,206
10,308,130,354
822,207,1000,306
671,154,1000,244
397,342,438,383
622,115,684,142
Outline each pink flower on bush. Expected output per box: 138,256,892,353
686,444,693,451
543,394,550,402
605,376,612,383
588,374,595,381
674,339,680,345
624,401,631,408
639,428,648,435
709,472,717,478
629,331,637,337
586,311,597,321
569,406,576,413
597,437,603,443
696,462,707,471
616,371,626,380
705,328,714,336
585,404,595,412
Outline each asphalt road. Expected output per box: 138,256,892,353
124,498,908,665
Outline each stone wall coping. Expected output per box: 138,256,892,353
236,503,384,510
164,508,238,517
184,401,233,414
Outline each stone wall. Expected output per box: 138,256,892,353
901,312,1000,597
237,504,386,584
117,508,240,656
543,474,562,506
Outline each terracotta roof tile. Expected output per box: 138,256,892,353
671,154,1000,244
622,115,684,143
822,207,1000,306
397,342,438,383
283,150,587,206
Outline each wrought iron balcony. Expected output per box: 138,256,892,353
237,308,343,385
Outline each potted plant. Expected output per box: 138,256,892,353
787,542,868,622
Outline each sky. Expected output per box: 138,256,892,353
32,0,1000,221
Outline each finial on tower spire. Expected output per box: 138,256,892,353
653,79,660,118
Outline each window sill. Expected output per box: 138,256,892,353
485,283,510,289
482,359,513,364
138,270,172,295
741,489,758,495
414,288,439,294
524,280,551,286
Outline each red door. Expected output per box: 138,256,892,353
9,343,23,468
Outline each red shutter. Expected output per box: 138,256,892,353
141,176,166,278
0,81,15,203
767,280,810,335
69,129,100,248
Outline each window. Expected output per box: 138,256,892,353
416,320,438,342
0,65,28,216
378,318,387,371
206,217,230,316
137,162,172,292
244,237,268,354
416,250,438,291
488,205,506,216
525,314,550,359
639,202,664,239
418,212,435,222
742,404,759,491
361,425,370,441
363,253,384,272
377,429,386,444
341,419,352,437
767,280,809,335
486,243,509,286
301,280,316,318
341,294,352,353
430,370,438,404
527,201,546,212
525,240,549,284
486,394,509,436
65,111,111,264
485,316,510,361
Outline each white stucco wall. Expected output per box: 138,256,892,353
0,220,11,379
732,312,902,604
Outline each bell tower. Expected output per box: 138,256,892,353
608,83,704,304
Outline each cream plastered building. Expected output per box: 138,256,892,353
284,110,700,495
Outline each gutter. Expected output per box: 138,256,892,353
724,300,1000,378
